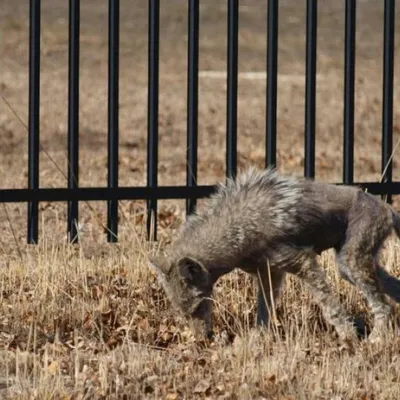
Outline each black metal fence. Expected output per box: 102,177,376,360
0,0,398,244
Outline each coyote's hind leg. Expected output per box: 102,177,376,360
290,252,357,343
336,250,393,342
335,197,394,343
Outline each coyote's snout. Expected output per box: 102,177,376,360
151,255,214,338
151,166,400,343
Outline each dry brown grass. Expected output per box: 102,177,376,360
1,216,400,399
2,1,400,398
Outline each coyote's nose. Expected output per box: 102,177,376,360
205,329,214,340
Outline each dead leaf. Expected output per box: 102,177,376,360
215,382,225,393
194,379,211,394
91,285,104,300
47,360,59,375
165,393,179,400
196,357,207,367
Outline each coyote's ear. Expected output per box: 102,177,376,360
177,257,209,285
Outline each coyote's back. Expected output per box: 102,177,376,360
177,166,358,264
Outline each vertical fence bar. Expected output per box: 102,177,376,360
266,0,278,168
27,0,41,244
186,0,199,215
107,0,120,242
304,0,317,179
226,0,239,179
147,0,160,240
381,0,395,203
343,0,356,185
259,0,279,328
67,0,80,243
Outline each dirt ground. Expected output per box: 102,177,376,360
1,1,400,398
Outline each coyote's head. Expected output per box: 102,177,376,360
150,255,214,338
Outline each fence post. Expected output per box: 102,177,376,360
226,0,239,180
27,0,41,244
186,0,200,215
343,0,356,185
304,0,317,179
260,0,279,328
381,0,395,204
67,0,80,243
266,0,278,169
107,0,120,242
147,0,160,241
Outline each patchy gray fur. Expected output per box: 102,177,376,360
150,166,400,343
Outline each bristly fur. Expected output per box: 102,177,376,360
150,166,400,344
175,166,322,267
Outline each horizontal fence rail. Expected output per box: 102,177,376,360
1,182,400,204
0,1,398,244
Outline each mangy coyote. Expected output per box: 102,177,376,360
151,166,400,343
